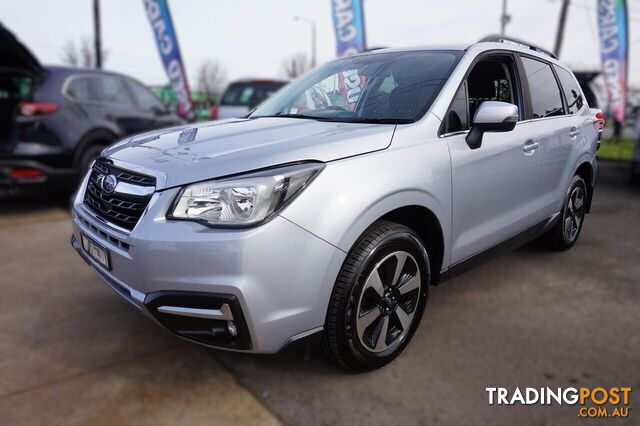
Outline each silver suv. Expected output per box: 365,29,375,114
71,38,600,371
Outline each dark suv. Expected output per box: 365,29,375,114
0,24,184,195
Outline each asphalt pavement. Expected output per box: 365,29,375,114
0,162,638,425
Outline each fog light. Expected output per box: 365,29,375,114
226,320,238,338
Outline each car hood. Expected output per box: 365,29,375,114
102,117,396,189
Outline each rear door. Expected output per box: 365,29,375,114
89,74,150,136
444,53,543,264
125,78,180,129
519,56,578,218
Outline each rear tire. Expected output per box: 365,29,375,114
322,221,430,372
541,175,587,251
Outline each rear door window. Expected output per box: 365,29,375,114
553,65,585,114
520,57,565,119
65,77,92,102
91,75,135,106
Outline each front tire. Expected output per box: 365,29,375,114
323,221,430,372
541,175,587,251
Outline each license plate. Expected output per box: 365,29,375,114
81,234,111,270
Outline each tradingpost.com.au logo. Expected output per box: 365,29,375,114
486,387,633,419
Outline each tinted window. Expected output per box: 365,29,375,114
221,82,286,107
521,57,564,119
127,80,164,110
251,51,462,123
65,77,91,101
554,65,584,114
445,81,469,133
91,75,134,105
467,59,519,121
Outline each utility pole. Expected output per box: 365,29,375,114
500,0,511,36
554,0,570,58
93,0,102,69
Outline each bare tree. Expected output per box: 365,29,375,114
60,37,107,68
281,53,310,79
196,60,227,104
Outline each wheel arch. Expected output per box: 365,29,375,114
72,128,119,168
377,205,446,285
574,160,595,213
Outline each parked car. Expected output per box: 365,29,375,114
0,24,185,195
71,37,600,371
213,79,287,120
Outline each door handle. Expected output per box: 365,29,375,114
569,127,581,138
523,140,539,154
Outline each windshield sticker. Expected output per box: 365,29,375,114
177,127,198,144
339,69,367,111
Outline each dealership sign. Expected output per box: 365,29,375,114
143,0,194,120
597,0,628,123
331,0,366,57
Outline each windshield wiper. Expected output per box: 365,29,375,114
251,114,414,125
252,113,332,121
339,118,415,124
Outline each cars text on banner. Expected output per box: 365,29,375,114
331,0,367,57
597,0,628,123
143,0,195,121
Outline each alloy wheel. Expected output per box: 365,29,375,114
355,251,422,353
563,185,585,243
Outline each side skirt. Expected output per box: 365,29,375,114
439,213,560,283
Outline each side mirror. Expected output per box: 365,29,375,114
466,101,519,150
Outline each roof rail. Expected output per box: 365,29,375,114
478,35,557,59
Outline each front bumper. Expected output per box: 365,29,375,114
70,183,346,353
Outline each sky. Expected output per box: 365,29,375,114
2,0,639,88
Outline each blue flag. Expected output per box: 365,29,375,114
143,0,194,120
597,0,628,123
331,0,367,57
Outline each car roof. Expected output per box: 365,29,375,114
43,65,134,79
356,39,563,68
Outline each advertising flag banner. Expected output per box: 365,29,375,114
143,0,194,120
331,0,367,57
597,0,628,123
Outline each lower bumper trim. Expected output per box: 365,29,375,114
157,304,234,321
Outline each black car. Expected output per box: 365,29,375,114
0,24,185,195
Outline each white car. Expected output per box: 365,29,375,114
72,37,600,371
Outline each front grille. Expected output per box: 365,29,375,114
83,158,155,231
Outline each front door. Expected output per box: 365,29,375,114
442,54,545,264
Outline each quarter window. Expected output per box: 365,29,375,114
445,82,469,133
554,65,584,114
521,57,564,119
128,80,164,110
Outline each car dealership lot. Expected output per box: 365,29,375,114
1,163,639,425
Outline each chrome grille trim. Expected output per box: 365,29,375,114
83,158,156,231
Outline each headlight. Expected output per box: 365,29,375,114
168,162,324,227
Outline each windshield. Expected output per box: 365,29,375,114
250,50,462,123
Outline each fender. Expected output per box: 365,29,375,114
280,143,453,271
